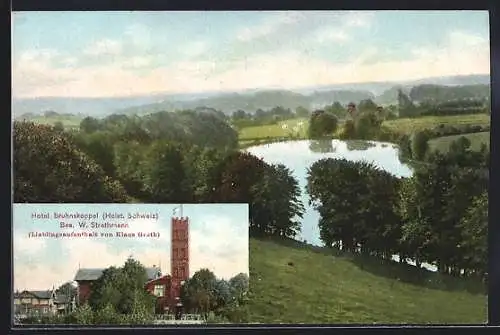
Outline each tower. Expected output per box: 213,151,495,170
170,214,189,308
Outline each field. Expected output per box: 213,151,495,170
17,114,82,130
248,238,487,324
238,114,491,145
428,132,490,153
383,114,490,135
238,118,309,141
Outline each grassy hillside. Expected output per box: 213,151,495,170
383,114,490,135
238,114,490,143
247,238,487,324
428,132,490,153
238,118,309,141
16,114,82,130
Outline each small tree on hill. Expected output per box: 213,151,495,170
307,110,338,138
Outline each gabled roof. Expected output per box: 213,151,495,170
145,274,172,286
15,290,54,299
74,267,161,282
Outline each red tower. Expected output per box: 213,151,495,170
170,215,189,308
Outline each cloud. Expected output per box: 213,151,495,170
124,23,152,49
13,211,249,290
236,11,304,42
14,232,47,257
312,11,374,44
343,11,375,27
314,29,350,43
84,38,123,56
11,25,489,98
182,40,209,58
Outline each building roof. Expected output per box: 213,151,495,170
145,274,172,286
14,290,54,299
74,267,161,282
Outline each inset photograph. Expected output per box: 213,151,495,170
13,203,249,325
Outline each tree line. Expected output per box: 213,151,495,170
398,89,490,118
306,138,488,278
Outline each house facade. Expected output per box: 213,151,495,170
144,274,173,314
54,294,76,314
13,290,57,318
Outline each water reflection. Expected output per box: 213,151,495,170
308,139,337,153
345,140,376,151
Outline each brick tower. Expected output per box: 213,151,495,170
170,213,189,309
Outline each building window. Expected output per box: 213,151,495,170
153,284,164,297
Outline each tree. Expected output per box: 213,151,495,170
250,164,304,237
338,120,356,140
79,116,101,133
307,159,368,251
56,282,77,300
210,152,267,203
396,177,435,267
459,192,488,276
358,99,378,113
181,145,225,202
53,121,65,132
295,106,310,118
13,122,129,203
228,273,249,305
411,130,431,161
141,140,192,203
213,279,233,310
180,269,217,317
113,141,149,200
353,111,382,140
210,152,304,238
88,258,155,316
73,131,118,178
307,158,401,255
307,110,338,138
398,89,416,117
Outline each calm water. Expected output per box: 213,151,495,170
245,139,413,246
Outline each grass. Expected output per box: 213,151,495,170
238,118,309,141
247,237,487,324
18,115,82,130
383,114,490,135
238,114,490,146
428,132,490,153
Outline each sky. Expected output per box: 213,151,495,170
11,11,490,98
13,203,249,291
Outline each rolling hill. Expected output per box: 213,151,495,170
247,237,486,324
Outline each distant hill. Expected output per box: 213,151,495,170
409,84,490,103
118,89,377,115
375,85,411,106
12,73,490,118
